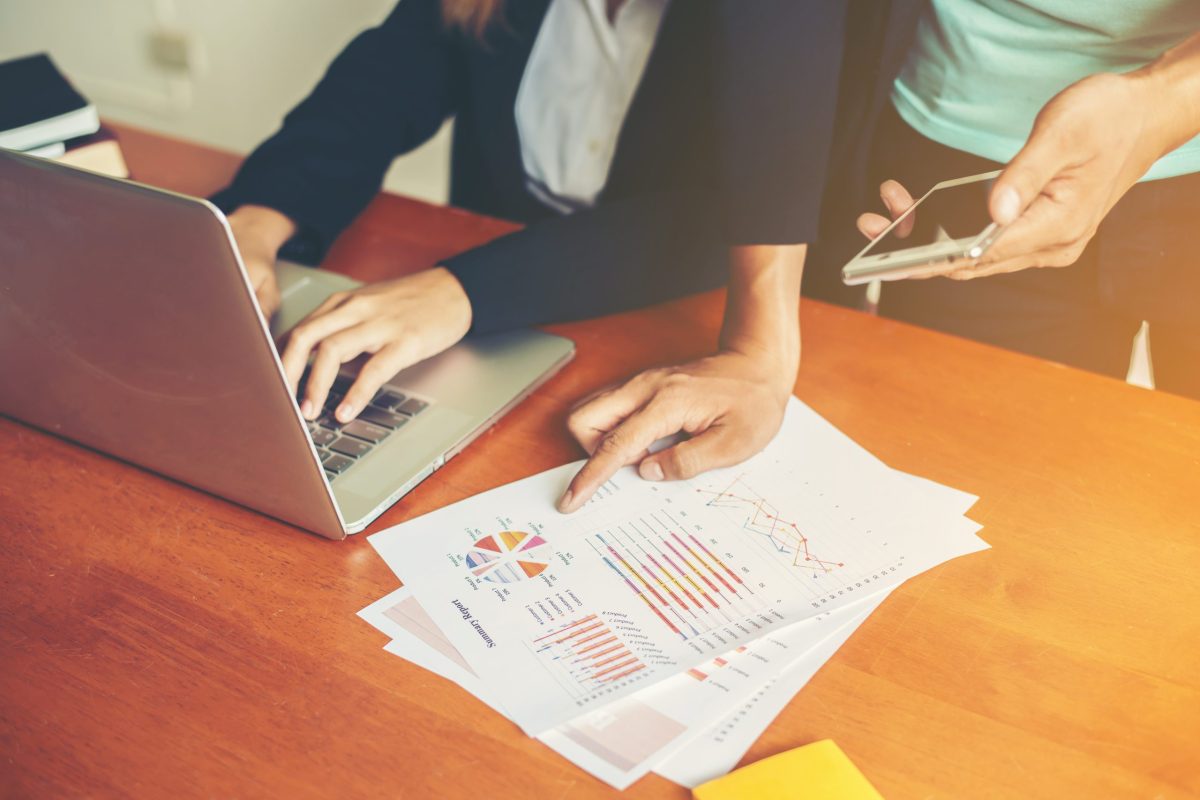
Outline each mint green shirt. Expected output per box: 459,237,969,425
892,0,1200,181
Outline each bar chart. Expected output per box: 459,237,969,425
586,513,767,641
686,646,747,681
529,614,647,701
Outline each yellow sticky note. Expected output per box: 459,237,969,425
693,740,883,800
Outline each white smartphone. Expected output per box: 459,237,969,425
842,170,1005,286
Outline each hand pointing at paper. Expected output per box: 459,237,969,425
558,245,805,513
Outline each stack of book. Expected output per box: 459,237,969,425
0,53,129,179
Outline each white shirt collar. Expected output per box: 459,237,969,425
515,0,671,213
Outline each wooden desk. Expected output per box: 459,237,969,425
3,126,1199,799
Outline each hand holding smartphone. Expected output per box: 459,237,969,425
842,170,1005,286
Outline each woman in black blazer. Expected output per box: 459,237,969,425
214,0,845,510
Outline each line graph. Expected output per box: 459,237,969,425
697,475,844,575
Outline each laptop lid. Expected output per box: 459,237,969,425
0,149,346,538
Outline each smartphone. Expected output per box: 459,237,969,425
842,170,1005,286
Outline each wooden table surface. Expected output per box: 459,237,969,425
2,125,1199,799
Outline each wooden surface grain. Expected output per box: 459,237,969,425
2,125,1198,799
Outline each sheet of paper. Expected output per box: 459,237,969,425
361,494,984,787
362,585,891,789
899,474,977,517
653,606,872,787
364,515,984,790
367,523,985,789
369,399,988,735
360,590,500,705
535,517,984,787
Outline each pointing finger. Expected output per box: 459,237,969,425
559,397,680,514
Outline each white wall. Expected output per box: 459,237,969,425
0,0,452,203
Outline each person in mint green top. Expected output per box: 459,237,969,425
891,0,1200,181
856,1,1200,398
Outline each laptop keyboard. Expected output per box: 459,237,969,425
304,374,431,483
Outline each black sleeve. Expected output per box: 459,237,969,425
443,190,727,335
712,1,848,245
210,0,458,263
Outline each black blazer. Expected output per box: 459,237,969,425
213,0,848,334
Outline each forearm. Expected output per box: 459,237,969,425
1133,31,1200,155
442,190,726,334
719,243,806,389
212,0,456,261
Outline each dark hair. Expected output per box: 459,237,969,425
441,0,505,39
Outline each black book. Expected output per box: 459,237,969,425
0,53,100,151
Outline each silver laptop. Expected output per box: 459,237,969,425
0,149,574,539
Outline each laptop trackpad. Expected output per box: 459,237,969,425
270,260,363,340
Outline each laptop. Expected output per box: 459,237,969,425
0,149,574,539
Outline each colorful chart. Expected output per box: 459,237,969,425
699,475,844,574
530,614,646,697
464,530,552,583
686,646,747,681
586,515,767,642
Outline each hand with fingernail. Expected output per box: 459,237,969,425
858,67,1197,280
228,205,297,319
556,351,793,514
281,268,473,424
557,244,804,514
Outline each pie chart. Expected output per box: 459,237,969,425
464,530,552,583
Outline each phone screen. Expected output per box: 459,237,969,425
860,177,996,257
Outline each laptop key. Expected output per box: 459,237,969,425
358,406,408,430
329,436,372,458
374,390,406,410
317,413,346,431
342,420,389,444
311,428,337,447
324,469,339,482
397,398,428,416
333,374,353,394
324,453,355,473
